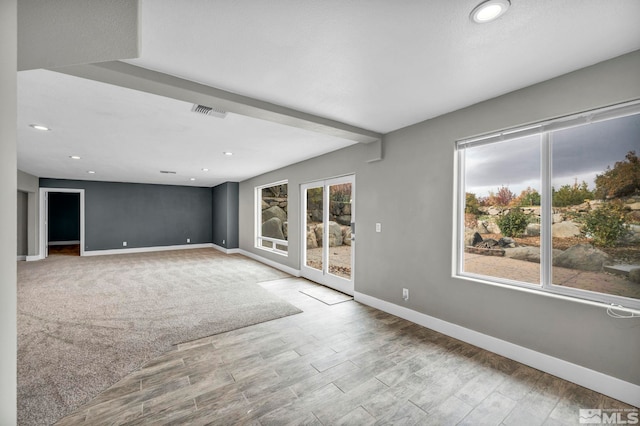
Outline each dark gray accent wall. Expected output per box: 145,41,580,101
40,179,213,251
48,192,79,242
212,182,239,249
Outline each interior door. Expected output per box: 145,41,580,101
301,175,355,295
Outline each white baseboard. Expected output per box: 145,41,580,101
26,255,42,261
83,243,214,257
16,255,26,261
212,244,241,255
48,240,80,246
237,249,301,277
354,291,640,408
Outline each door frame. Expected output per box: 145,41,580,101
300,175,355,295
39,188,86,258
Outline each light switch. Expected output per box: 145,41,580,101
376,223,381,233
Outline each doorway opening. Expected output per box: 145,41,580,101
301,175,355,295
39,188,85,258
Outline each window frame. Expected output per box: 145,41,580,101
454,100,640,311
255,180,289,256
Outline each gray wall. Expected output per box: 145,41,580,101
212,181,239,249
40,179,213,251
18,170,39,257
239,50,640,385
17,191,28,256
1,0,17,421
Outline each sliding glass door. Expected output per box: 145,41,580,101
301,175,355,295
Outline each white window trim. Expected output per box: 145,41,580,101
454,100,640,312
255,180,289,256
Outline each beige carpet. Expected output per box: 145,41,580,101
17,248,299,426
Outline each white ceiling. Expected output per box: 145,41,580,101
17,0,640,187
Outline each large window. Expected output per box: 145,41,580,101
456,102,640,310
256,181,288,255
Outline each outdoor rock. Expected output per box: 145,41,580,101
306,227,318,249
343,226,352,246
525,223,541,236
552,221,581,238
464,229,479,246
314,221,343,247
553,244,612,272
336,215,351,226
504,246,541,263
629,268,640,284
262,217,284,240
498,237,516,248
476,238,499,249
262,206,287,224
628,202,640,211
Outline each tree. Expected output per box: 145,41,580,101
552,181,594,207
486,185,515,206
514,187,541,206
465,192,481,214
594,151,640,199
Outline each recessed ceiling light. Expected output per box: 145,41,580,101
471,0,510,23
190,178,196,181
87,171,95,174
223,152,233,156
201,168,209,172
29,124,50,131
69,155,81,160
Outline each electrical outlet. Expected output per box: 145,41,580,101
376,223,382,233
122,241,127,247
187,238,190,243
402,288,409,301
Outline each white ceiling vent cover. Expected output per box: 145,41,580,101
191,104,227,119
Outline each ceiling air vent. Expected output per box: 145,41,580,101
191,104,227,119
160,170,177,174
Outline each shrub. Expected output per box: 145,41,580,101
552,181,594,207
581,201,629,247
496,208,530,237
465,193,481,215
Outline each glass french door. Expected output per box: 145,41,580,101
301,175,355,295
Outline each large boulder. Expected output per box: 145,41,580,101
262,217,284,240
553,244,612,271
342,226,352,246
314,221,343,247
262,206,287,224
504,247,564,263
525,223,541,236
477,220,501,234
306,226,318,249
629,268,640,284
628,202,640,211
622,224,640,244
464,229,483,247
504,246,541,263
336,215,352,226
552,221,581,238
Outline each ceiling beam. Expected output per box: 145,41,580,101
53,61,382,145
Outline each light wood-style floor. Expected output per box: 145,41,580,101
57,277,635,425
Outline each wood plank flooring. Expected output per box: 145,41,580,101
57,277,636,425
